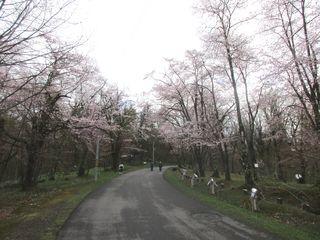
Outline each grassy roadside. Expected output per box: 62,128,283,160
0,165,143,240
164,168,320,240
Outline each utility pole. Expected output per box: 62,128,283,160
95,138,100,182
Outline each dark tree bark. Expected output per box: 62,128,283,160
77,146,88,177
273,138,285,181
192,145,205,177
23,138,44,189
20,91,64,189
111,134,122,171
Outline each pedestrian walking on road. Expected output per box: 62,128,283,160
150,162,154,171
159,161,163,171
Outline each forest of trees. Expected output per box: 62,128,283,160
0,0,171,189
153,0,320,188
0,0,319,191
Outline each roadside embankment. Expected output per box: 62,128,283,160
0,166,143,240
164,168,320,240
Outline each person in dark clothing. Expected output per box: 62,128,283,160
159,161,163,171
150,162,154,171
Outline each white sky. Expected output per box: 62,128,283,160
72,0,201,100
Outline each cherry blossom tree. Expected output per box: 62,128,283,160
264,0,319,134
263,0,320,183
154,50,236,179
2,37,92,188
195,0,260,187
0,0,78,114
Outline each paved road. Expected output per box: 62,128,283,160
58,167,275,240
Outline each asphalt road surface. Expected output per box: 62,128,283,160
58,167,275,240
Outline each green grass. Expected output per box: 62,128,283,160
0,166,143,240
164,168,320,240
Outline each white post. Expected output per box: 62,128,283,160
95,138,100,182
211,184,216,195
181,170,186,180
253,198,257,211
250,188,258,211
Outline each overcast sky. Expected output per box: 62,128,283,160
72,0,201,100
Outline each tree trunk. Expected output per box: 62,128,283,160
273,139,285,181
193,145,205,177
48,160,58,181
77,147,88,177
300,155,306,184
247,135,258,181
230,145,236,173
314,162,320,186
22,118,47,189
226,43,254,188
22,144,38,189
111,135,122,171
0,146,16,182
244,168,255,189
219,143,231,181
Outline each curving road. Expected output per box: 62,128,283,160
58,167,275,240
